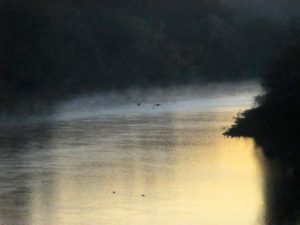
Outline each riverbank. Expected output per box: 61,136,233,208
224,102,300,161
224,41,300,161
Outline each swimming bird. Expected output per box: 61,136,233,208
153,103,160,109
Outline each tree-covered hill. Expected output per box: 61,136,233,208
225,40,300,159
0,0,299,113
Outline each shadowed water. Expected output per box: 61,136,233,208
0,83,271,225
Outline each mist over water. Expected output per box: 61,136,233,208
53,81,261,121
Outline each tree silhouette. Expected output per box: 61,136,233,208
225,39,300,158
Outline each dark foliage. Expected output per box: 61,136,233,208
226,41,300,225
0,0,299,113
225,40,300,159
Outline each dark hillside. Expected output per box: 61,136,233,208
225,41,300,159
0,0,299,113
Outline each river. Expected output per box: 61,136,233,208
0,82,268,225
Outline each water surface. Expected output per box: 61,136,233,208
0,83,266,225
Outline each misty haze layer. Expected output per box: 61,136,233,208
51,82,260,121
0,0,299,113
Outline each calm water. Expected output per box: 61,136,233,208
0,83,268,225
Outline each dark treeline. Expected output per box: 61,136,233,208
0,0,299,113
225,39,300,160
226,39,300,225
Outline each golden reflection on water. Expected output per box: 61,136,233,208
0,111,265,225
